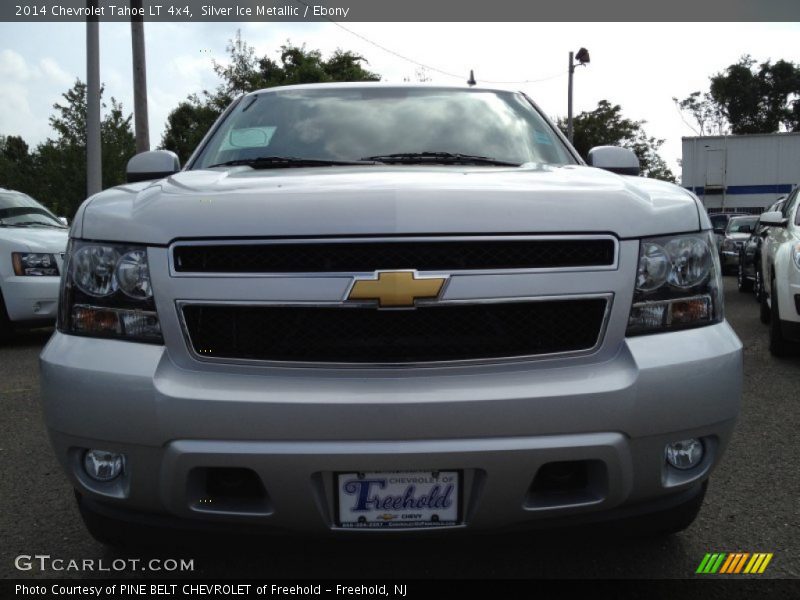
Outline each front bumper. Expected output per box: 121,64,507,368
1,275,60,323
40,322,742,534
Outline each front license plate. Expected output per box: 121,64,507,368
336,470,461,529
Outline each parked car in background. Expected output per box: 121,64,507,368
0,188,69,341
759,188,800,355
738,198,786,297
720,215,758,274
709,212,750,255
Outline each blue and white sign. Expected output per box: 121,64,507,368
337,471,460,528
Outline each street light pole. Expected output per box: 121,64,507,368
130,0,150,153
567,51,575,144
566,47,590,146
86,0,102,196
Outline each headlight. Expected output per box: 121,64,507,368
71,245,119,296
627,232,723,335
58,240,162,343
12,252,59,276
793,242,800,270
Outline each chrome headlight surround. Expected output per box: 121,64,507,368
58,240,162,343
627,232,723,335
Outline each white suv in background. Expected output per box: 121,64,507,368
0,188,69,340
760,186,800,355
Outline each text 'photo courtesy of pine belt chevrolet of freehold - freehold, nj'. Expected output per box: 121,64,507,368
1,1,799,595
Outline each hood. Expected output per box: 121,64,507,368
0,226,69,253
77,164,702,244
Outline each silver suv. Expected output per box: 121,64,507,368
41,84,742,543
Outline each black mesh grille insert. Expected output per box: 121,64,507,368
181,299,608,363
173,239,615,273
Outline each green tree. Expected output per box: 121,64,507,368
672,91,728,136
38,80,135,216
0,80,135,217
161,32,381,164
558,100,675,182
0,135,33,193
675,56,800,135
160,94,221,168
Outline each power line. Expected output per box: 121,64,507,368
290,0,565,86
327,19,464,80
482,72,567,85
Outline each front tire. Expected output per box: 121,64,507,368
0,289,13,343
760,278,771,324
754,267,763,302
737,260,752,292
769,280,798,357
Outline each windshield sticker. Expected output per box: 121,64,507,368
221,126,276,151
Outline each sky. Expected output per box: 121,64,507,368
1,21,799,180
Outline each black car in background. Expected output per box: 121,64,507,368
737,198,786,298
720,215,759,274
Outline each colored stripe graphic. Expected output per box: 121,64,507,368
733,553,750,573
696,554,713,574
721,553,749,574
719,554,736,574
698,553,727,574
758,554,773,573
699,552,773,574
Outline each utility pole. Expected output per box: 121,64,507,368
130,0,150,153
567,51,574,144
86,0,102,196
566,48,590,145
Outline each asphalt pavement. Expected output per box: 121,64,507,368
1,277,798,580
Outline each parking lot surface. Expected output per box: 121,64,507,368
1,278,798,579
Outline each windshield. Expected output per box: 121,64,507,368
726,216,758,234
0,191,66,228
192,87,576,169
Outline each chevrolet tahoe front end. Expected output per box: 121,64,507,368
40,84,742,542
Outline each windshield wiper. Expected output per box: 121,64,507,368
360,152,521,166
207,156,378,169
7,221,65,228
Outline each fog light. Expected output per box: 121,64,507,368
83,450,124,481
665,439,704,470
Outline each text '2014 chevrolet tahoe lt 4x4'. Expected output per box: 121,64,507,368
40,84,742,543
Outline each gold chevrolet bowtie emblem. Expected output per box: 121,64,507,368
347,270,447,308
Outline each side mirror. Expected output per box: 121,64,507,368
758,211,787,228
587,146,640,176
126,150,180,183
713,227,725,235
